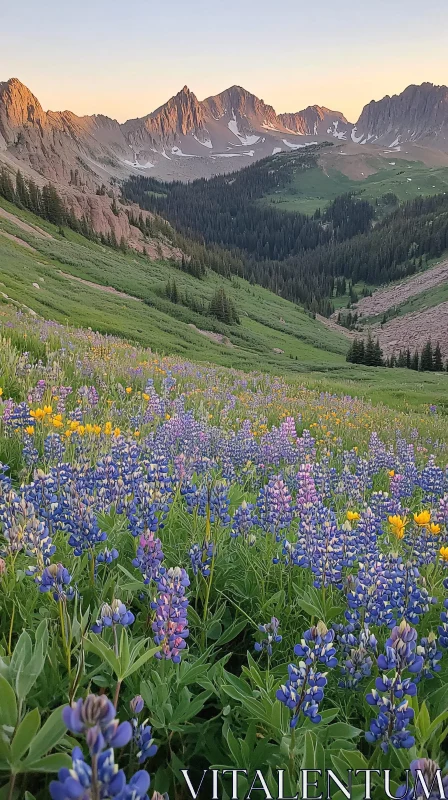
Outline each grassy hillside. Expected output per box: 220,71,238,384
261,159,448,215
0,197,349,374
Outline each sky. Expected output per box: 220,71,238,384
1,0,447,123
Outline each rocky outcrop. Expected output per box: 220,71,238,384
279,106,348,135
123,86,206,145
0,77,353,188
355,83,448,149
203,85,280,128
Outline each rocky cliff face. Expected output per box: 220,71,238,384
355,83,448,148
279,105,348,135
0,78,352,188
123,86,206,145
203,85,280,128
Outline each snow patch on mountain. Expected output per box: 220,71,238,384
171,146,198,158
282,140,318,149
123,159,154,170
351,127,365,144
228,112,260,145
193,135,213,148
327,121,347,140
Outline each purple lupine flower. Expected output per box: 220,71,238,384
130,696,144,715
132,531,164,584
51,696,149,800
396,759,448,800
256,475,293,541
151,567,190,663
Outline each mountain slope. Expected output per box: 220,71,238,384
0,194,349,372
0,78,351,185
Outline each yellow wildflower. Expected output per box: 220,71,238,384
125,387,132,394
43,405,53,415
429,523,441,535
142,393,150,401
113,427,121,437
25,426,35,435
0,388,3,397
440,546,448,562
77,425,85,436
134,430,140,438
30,408,45,421
70,420,80,431
388,515,408,539
346,511,360,522
414,510,431,528
65,430,72,438
165,414,171,420
93,425,102,435
389,470,395,478
104,422,112,435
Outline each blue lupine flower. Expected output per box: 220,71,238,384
64,495,107,557
230,501,256,542
254,617,281,656
438,577,448,648
96,547,119,565
92,600,135,634
22,432,39,467
415,633,442,681
44,432,65,463
189,540,214,577
277,621,337,728
366,621,423,752
38,563,74,601
132,720,158,764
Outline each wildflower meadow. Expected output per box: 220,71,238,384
1,308,448,799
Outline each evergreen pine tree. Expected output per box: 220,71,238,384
373,339,384,366
364,332,376,366
15,170,29,208
433,342,444,372
0,168,15,202
420,340,434,372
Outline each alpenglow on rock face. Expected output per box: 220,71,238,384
355,82,448,148
2,77,448,188
0,78,352,184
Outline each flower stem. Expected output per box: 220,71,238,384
7,773,16,800
8,603,15,656
113,679,122,709
58,600,71,683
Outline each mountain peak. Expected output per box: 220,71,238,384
356,81,448,142
0,77,45,130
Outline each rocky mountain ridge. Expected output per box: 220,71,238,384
3,77,448,191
